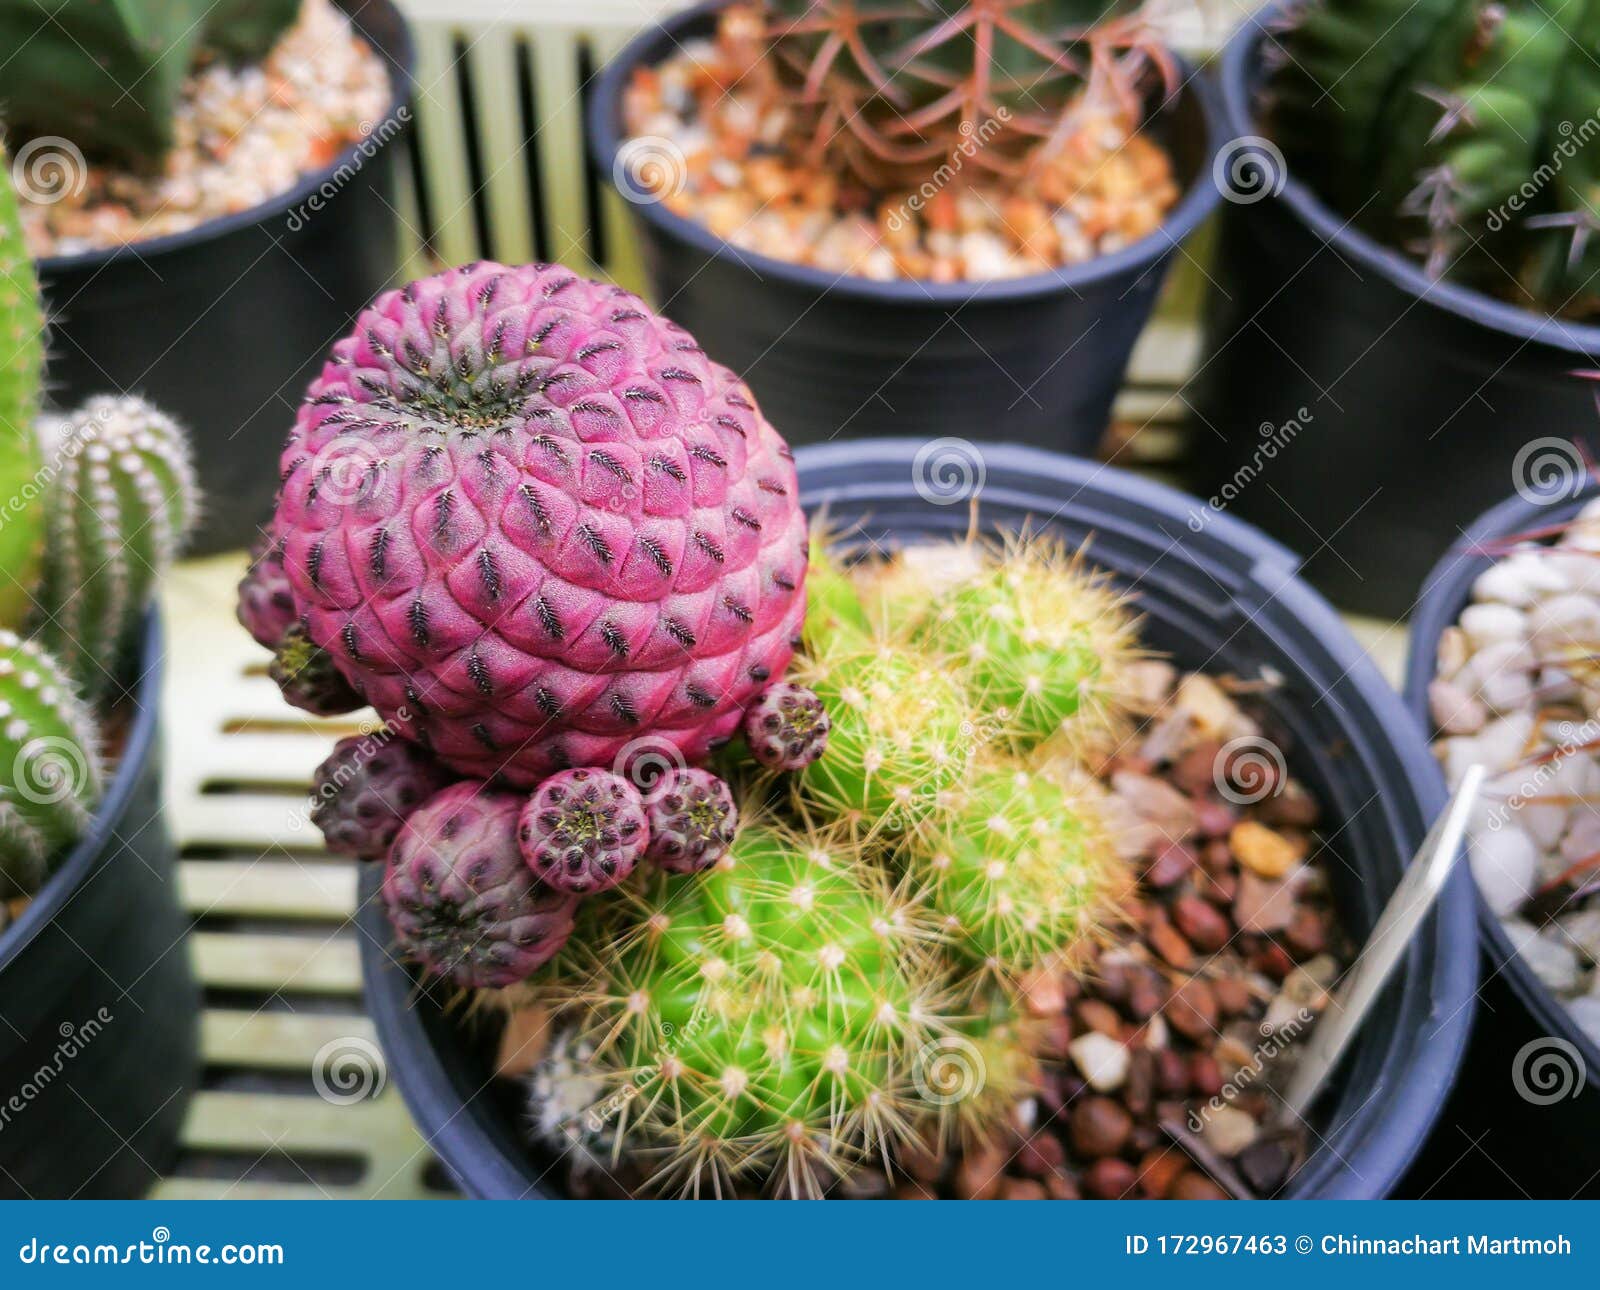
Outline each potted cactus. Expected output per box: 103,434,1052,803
234,257,1477,1197
0,153,201,1198
586,0,1222,453
1184,0,1600,617
0,0,414,554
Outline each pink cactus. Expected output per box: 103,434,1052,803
268,262,808,786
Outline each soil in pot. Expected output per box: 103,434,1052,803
14,0,392,255
619,6,1181,282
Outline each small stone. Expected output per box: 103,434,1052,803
495,1006,553,1078
1144,842,1194,888
1000,1177,1048,1200
1165,978,1219,1042
1193,799,1237,839
1113,770,1197,839
1019,968,1067,1017
1213,976,1253,1016
1015,1131,1065,1176
1201,1104,1259,1157
1074,999,1123,1037
1557,908,1600,960
1469,825,1539,917
1259,782,1320,828
1230,821,1300,878
1505,919,1583,993
1069,1031,1130,1092
1167,1171,1228,1199
1429,678,1486,736
1173,895,1231,952
1284,906,1328,958
1173,740,1224,797
1149,917,1195,970
1083,1157,1138,1199
1172,674,1249,741
1155,1048,1189,1095
1034,1013,1074,1061
1236,1138,1294,1193
1069,1096,1133,1158
1188,1052,1224,1097
953,1143,1007,1199
1138,1146,1187,1199
1566,996,1600,1047
1472,550,1568,607
1459,601,1526,649
1045,1172,1081,1200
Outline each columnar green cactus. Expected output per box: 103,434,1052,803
0,628,102,899
0,151,46,629
1269,0,1600,314
38,395,198,697
0,0,300,163
527,820,1028,1195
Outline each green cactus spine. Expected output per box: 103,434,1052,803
526,820,1027,1195
0,149,47,630
0,628,102,899
39,395,197,697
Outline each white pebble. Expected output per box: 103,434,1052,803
1457,639,1535,713
1557,908,1600,962
1429,678,1485,736
1504,919,1584,993
1068,1032,1129,1092
1201,1104,1258,1158
1460,602,1526,648
1564,996,1600,1048
1473,550,1569,607
1469,825,1539,916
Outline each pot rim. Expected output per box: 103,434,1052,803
586,0,1224,306
1403,486,1600,1081
0,612,165,975
1222,1,1600,354
361,439,1480,1199
31,0,416,275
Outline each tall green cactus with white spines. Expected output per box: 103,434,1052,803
0,628,102,899
39,395,197,698
1269,0,1600,314
0,147,47,630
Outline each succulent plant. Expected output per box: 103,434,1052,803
383,781,581,989
517,767,649,895
526,820,1026,1196
37,395,197,698
744,680,831,770
793,641,972,834
1267,0,1600,315
270,623,365,717
909,760,1125,976
0,0,300,163
0,628,102,899
310,734,454,861
0,151,46,631
642,767,738,873
261,261,809,788
237,531,297,651
757,0,1172,188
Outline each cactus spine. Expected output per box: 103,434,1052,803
0,628,102,898
0,149,47,630
39,395,198,697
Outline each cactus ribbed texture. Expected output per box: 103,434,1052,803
0,628,102,899
0,0,301,163
1269,0,1600,315
38,395,198,697
0,150,46,630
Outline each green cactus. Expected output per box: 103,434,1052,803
38,395,197,698
0,0,300,164
761,0,1170,188
909,760,1125,977
0,150,46,630
0,628,102,899
1269,0,1600,316
525,820,1029,1196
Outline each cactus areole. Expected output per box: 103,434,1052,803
269,263,809,786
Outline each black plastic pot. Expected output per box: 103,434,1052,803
587,4,1222,454
1182,2,1600,619
1401,488,1600,1199
34,0,414,557
0,614,198,1198
359,438,1478,1199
